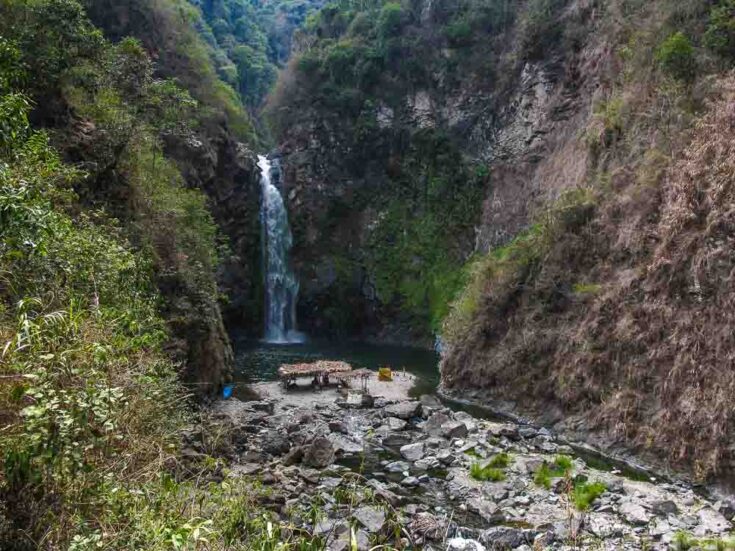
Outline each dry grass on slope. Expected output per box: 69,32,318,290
441,77,735,481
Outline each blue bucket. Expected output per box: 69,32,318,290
222,384,234,399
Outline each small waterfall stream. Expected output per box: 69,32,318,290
259,155,305,344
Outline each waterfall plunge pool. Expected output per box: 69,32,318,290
232,336,440,398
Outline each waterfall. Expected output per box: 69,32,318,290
259,155,305,344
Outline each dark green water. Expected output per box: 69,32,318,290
232,337,440,397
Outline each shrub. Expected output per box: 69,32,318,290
572,481,606,511
656,32,697,81
442,188,596,346
445,19,474,47
518,0,563,61
470,463,506,481
533,455,573,488
487,452,511,468
705,0,735,61
379,3,405,38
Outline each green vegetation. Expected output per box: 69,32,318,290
470,463,506,482
705,0,735,61
518,0,564,61
486,452,511,469
470,452,512,481
443,188,596,344
673,531,735,550
656,32,697,81
533,455,574,489
0,0,299,546
572,282,602,296
192,0,326,109
571,480,606,511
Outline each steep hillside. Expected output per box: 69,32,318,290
439,0,735,483
190,0,326,110
83,0,266,336
270,0,735,482
0,0,278,545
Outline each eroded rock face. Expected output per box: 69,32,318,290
272,0,604,342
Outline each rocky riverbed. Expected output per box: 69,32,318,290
194,388,735,550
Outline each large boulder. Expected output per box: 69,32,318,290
423,412,451,436
385,401,421,420
353,506,386,533
400,442,425,462
262,430,291,455
303,436,335,468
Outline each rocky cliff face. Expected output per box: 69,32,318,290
161,132,263,333
271,0,602,343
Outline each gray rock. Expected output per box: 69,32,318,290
400,442,425,462
479,526,535,549
303,436,335,468
230,463,260,476
414,456,441,471
329,420,348,434
436,451,455,466
319,477,342,490
424,412,452,436
446,538,487,551
651,500,678,517
282,446,304,466
385,401,421,420
587,513,624,538
328,434,363,454
354,505,386,533
490,425,520,441
454,411,479,433
468,498,504,523
242,450,266,463
263,430,291,455
420,394,442,408
330,528,370,551
402,476,420,486
366,479,403,506
385,460,410,473
382,433,413,448
648,517,672,538
694,507,731,535
442,420,469,439
619,501,651,525
248,401,275,414
314,518,349,536
518,426,538,439
387,417,408,431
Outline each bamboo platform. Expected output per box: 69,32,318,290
278,360,353,389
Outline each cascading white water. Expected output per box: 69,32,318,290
259,155,305,344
